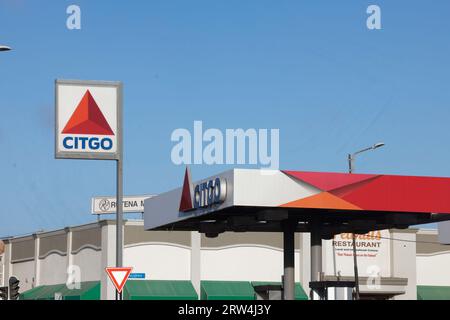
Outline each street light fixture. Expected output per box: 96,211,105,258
347,142,385,300
348,142,385,173
0,45,11,52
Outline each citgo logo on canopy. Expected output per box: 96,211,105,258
61,90,114,152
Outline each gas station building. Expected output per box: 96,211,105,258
2,169,450,300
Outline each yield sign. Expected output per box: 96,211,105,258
105,267,133,293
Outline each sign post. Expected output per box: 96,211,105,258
116,153,123,300
55,79,123,300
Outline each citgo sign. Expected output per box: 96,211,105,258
193,177,227,209
55,80,122,160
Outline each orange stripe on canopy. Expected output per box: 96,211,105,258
280,192,362,211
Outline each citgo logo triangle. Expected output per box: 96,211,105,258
179,167,194,212
62,90,114,135
105,267,133,293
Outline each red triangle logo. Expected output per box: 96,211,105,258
105,267,133,293
179,167,194,212
62,90,114,136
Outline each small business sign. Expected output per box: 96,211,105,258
55,79,122,160
92,195,154,214
325,229,391,278
129,273,146,279
105,267,132,293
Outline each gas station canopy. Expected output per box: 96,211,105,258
144,169,450,238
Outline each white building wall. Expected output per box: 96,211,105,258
101,223,116,300
390,230,417,300
201,246,300,282
10,260,35,292
417,252,450,286
72,248,102,282
3,243,11,287
0,254,4,287
299,233,311,296
191,232,201,299
124,244,191,280
39,254,67,285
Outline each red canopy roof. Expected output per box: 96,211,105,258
283,171,450,215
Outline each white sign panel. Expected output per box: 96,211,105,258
55,79,122,160
324,230,391,278
92,195,154,214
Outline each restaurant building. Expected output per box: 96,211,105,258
1,219,449,300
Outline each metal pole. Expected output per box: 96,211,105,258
283,221,295,300
348,158,360,300
346,143,384,300
310,219,322,300
352,234,360,300
348,154,353,173
116,158,123,300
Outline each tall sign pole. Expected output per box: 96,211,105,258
115,158,123,300
55,79,123,300
116,83,123,300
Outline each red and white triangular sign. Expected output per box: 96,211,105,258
105,267,133,293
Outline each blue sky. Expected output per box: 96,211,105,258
0,0,449,236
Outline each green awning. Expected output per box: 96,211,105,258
201,281,255,300
251,282,308,300
25,283,66,300
19,285,47,300
60,281,100,300
20,282,100,300
36,284,66,300
418,286,450,300
123,280,198,300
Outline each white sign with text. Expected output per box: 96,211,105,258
91,195,154,214
324,229,391,278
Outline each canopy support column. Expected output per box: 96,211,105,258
310,218,323,300
282,219,296,300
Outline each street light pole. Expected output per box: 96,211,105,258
347,142,385,300
348,154,353,173
351,231,360,300
348,143,384,174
